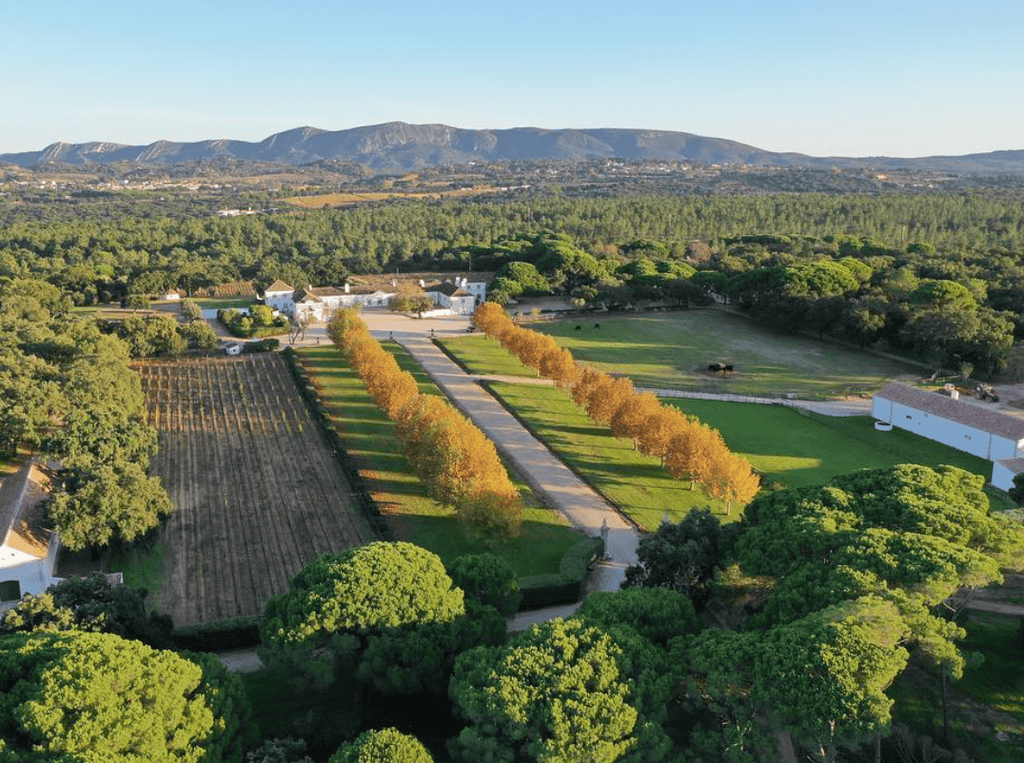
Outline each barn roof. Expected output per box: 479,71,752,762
0,462,54,561
264,279,294,294
875,382,1024,441
425,281,471,297
995,457,1024,476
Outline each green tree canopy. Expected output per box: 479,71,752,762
449,618,650,763
0,631,237,763
0,573,173,647
328,728,434,763
261,543,467,693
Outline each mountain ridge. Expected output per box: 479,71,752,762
3,121,1023,175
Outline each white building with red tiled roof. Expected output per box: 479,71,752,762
871,382,1024,490
423,277,479,315
0,462,60,608
262,275,487,322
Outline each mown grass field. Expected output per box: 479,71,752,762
446,309,922,398
667,399,997,492
486,380,1007,530
297,344,584,577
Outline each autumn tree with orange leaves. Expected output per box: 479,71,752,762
609,392,661,446
328,309,521,542
471,304,761,513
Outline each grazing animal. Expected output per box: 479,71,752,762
575,325,582,331
724,364,734,373
594,323,600,329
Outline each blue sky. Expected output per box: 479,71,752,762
3,0,1022,157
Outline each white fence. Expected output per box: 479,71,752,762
640,387,798,408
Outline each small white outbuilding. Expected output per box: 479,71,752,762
0,462,60,609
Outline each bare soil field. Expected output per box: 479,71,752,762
138,354,374,626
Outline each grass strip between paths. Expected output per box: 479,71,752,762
296,344,583,577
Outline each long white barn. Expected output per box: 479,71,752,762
872,382,1024,490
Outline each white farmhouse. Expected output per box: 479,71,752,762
871,382,1024,490
262,281,398,323
423,278,478,315
262,280,297,313
0,462,60,609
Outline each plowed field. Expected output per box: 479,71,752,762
138,354,374,626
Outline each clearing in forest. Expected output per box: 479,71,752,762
138,354,374,626
444,309,921,398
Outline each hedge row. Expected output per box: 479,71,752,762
519,536,604,609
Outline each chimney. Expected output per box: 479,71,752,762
461,277,468,289
344,283,350,293
419,279,425,287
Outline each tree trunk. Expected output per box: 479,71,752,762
940,667,950,742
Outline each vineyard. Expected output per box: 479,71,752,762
138,354,374,626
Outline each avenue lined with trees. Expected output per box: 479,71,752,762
327,308,523,542
473,303,761,511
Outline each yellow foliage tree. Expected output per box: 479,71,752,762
609,392,661,445
539,347,580,388
636,407,690,464
684,425,729,490
585,376,634,425
706,452,761,514
570,367,607,409
473,303,508,336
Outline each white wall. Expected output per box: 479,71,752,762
0,548,58,603
873,397,1018,460
992,462,1017,492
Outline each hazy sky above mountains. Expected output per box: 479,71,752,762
4,0,1021,158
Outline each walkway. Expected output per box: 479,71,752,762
395,334,639,594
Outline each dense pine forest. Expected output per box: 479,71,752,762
3,192,1024,375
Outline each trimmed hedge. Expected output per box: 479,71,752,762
519,536,603,609
172,615,262,652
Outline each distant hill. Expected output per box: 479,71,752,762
3,122,1024,174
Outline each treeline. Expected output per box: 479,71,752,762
327,309,522,541
0,279,172,550
473,303,760,510
2,193,1024,304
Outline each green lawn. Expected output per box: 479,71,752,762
487,381,733,531
665,399,996,492
443,310,921,398
296,344,583,577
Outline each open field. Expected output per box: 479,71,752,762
296,345,584,576
138,355,374,626
283,186,498,208
443,309,921,398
